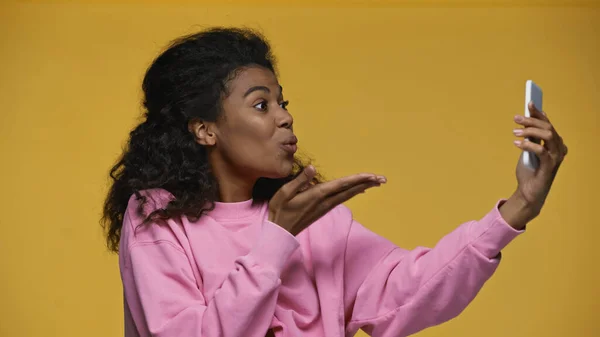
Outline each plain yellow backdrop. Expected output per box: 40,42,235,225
1,0,598,336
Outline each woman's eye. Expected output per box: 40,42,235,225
254,101,268,111
280,100,289,110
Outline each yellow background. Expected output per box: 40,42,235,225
1,0,598,336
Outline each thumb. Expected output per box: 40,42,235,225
283,165,316,199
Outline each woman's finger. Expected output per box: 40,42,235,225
528,101,550,122
514,114,552,130
513,127,559,152
276,165,317,201
302,173,385,202
514,139,551,162
319,181,381,212
298,182,313,193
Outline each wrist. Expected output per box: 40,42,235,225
267,210,295,235
499,191,539,230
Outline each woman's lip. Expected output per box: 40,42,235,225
281,144,297,154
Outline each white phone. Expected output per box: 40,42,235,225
522,80,543,170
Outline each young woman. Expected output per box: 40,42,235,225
102,27,568,337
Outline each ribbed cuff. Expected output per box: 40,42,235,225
246,221,300,275
469,199,525,259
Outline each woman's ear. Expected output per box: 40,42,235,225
188,119,217,146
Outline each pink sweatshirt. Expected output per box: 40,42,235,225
119,189,523,337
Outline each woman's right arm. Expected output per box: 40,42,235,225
121,167,383,336
121,215,299,337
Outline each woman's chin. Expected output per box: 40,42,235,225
264,162,294,179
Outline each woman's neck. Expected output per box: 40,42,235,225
218,180,254,202
209,155,256,202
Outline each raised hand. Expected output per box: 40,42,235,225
268,166,386,235
501,101,568,229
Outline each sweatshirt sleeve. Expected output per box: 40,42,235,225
343,200,523,337
121,215,299,337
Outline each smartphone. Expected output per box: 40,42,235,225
522,80,543,170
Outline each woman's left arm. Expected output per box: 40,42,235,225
343,201,521,337
343,102,567,337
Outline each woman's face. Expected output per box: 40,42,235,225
198,66,297,181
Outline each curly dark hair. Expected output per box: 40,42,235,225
102,27,320,253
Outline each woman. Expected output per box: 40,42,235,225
102,27,567,337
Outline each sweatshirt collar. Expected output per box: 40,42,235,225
208,199,262,221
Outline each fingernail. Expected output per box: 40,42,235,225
513,129,523,136
514,140,522,146
378,176,387,183
514,115,523,122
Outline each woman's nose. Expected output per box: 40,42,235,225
277,109,293,129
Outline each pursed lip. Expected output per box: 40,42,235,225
281,135,298,154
